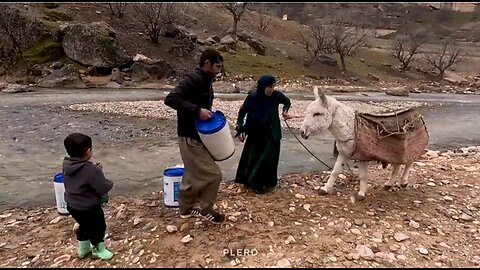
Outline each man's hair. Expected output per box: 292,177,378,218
64,133,92,158
199,48,223,67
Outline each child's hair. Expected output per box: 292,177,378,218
64,133,92,158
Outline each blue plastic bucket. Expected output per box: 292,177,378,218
163,167,183,207
195,110,235,161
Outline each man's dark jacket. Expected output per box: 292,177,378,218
164,67,214,141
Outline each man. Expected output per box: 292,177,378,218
164,48,225,224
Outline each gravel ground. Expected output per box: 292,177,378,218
0,148,479,268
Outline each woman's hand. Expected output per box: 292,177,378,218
282,112,293,120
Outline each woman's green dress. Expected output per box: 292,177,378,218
234,90,291,192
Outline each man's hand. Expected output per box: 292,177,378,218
199,108,213,120
95,162,103,170
282,112,293,120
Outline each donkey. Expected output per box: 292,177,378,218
300,86,414,200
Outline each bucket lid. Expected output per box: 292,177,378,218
53,173,64,183
164,167,184,177
195,111,227,135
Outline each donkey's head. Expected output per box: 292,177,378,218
300,86,334,139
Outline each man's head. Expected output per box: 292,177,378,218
199,48,223,77
64,133,93,160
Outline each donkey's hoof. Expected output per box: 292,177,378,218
317,188,330,196
400,183,408,188
384,185,393,191
355,193,366,201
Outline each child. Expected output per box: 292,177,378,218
63,133,114,260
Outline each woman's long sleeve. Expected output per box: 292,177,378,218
276,91,291,112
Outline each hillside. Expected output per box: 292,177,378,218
1,3,480,90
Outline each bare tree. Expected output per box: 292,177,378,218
424,39,461,79
299,24,332,66
257,13,271,32
221,3,250,44
108,3,127,18
132,3,180,44
392,34,424,71
329,19,368,70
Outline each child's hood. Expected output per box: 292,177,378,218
63,157,89,176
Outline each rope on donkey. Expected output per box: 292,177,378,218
283,119,357,179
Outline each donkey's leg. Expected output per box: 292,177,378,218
319,154,346,195
384,164,401,190
400,163,414,188
357,161,369,199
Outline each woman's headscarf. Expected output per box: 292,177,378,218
242,75,277,130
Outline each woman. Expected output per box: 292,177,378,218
234,75,292,194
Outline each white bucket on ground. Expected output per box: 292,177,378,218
163,166,183,208
195,110,235,161
53,173,69,215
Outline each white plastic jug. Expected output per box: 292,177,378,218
195,110,235,161
163,166,183,208
53,173,69,215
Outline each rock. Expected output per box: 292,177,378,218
354,219,364,226
181,235,193,244
427,182,436,187
386,87,409,97
276,259,291,268
206,35,220,43
50,62,64,69
132,257,140,264
179,223,190,232
166,225,178,233
105,81,121,88
220,35,235,45
368,73,380,81
1,83,32,93
351,228,361,235
409,220,420,229
426,150,439,158
389,244,400,252
303,204,311,212
53,254,71,263
356,245,375,261
129,59,174,83
460,213,474,222
111,67,124,84
394,232,409,242
444,71,469,85
228,216,238,222
50,216,63,224
268,221,275,227
443,196,454,202
63,22,132,68
295,194,306,199
318,55,337,66
133,217,142,226
418,247,429,255
396,254,407,260
162,24,197,42
37,64,84,88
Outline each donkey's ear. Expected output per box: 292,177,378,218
318,88,328,105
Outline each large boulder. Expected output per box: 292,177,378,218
1,83,33,93
162,24,197,43
237,31,266,55
318,55,337,66
386,87,410,97
129,58,174,83
37,64,85,88
62,22,132,68
220,35,235,45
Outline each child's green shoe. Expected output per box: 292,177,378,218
92,242,113,260
77,240,92,258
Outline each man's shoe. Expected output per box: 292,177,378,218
180,207,201,219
